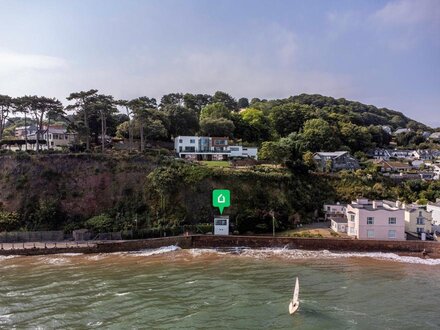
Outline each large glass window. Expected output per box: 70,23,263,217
416,217,425,225
190,139,195,143
350,214,355,222
388,230,396,239
367,217,374,225
367,230,374,238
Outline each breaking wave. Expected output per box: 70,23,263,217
185,247,440,266
130,245,181,257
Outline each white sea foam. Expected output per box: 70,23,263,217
184,247,440,265
132,245,181,257
0,255,17,261
115,292,130,296
86,254,108,261
39,257,70,265
188,248,223,256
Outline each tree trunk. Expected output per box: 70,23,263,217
36,122,40,153
140,121,144,152
0,113,4,141
83,99,90,151
24,113,28,151
46,117,51,150
101,110,105,152
126,106,133,151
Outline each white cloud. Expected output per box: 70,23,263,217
0,51,68,72
0,37,353,107
100,48,354,102
272,25,298,66
373,0,440,26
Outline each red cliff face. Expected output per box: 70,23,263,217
0,154,155,218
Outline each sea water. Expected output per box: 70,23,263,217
1,247,440,329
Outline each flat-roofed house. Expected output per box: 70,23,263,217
324,203,347,220
330,216,348,233
174,136,258,161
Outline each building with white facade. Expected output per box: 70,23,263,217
427,200,440,233
404,204,433,235
346,199,405,240
330,216,348,233
324,203,346,220
26,126,77,149
14,125,37,138
174,136,258,160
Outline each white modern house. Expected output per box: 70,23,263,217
174,136,258,160
346,199,405,240
394,128,412,135
330,217,348,233
324,203,346,220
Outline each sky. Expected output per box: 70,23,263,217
0,0,439,127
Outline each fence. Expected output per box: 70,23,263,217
0,231,64,243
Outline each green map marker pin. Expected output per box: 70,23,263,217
212,189,230,215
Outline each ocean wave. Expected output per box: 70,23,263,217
130,245,181,257
0,255,17,262
55,253,84,256
185,247,440,265
38,257,71,265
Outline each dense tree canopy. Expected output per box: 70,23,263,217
1,91,433,156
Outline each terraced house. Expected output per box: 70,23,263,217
346,199,405,240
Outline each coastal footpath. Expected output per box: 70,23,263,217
1,235,439,257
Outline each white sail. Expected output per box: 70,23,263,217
289,277,300,315
293,277,299,305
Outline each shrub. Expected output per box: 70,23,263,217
0,211,20,231
85,214,114,232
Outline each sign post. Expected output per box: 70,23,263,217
212,189,231,235
212,189,230,215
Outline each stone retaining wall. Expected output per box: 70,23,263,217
191,235,440,255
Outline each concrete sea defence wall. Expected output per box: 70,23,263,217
1,235,439,256
191,235,440,256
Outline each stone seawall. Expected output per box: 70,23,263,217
192,235,440,256
1,235,439,257
0,236,192,256
94,236,192,253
